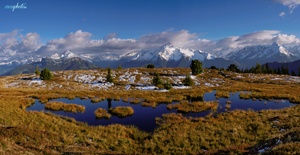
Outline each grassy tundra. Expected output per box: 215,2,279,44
0,68,299,154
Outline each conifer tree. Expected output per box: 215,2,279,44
35,66,40,76
152,73,162,86
106,68,113,83
291,70,296,76
40,68,53,80
183,74,194,86
190,60,203,75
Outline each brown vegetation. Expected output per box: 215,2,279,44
0,68,299,154
167,100,218,113
109,106,134,117
94,108,111,119
45,102,85,113
141,102,157,108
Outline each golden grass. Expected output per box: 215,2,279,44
109,106,134,117
91,97,105,103
167,100,218,113
0,68,300,154
153,105,300,154
129,98,143,104
215,90,230,98
94,108,111,119
45,102,85,113
141,102,157,108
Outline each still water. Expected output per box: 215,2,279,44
27,91,295,132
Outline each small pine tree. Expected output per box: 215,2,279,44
291,70,296,76
163,81,172,90
152,73,162,86
254,63,262,74
190,60,203,75
273,68,277,74
227,64,239,72
277,67,281,74
106,68,114,83
264,63,273,74
147,64,155,68
182,74,194,86
283,65,289,75
40,68,53,80
35,66,40,76
210,66,217,70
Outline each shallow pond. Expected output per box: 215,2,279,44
27,91,295,132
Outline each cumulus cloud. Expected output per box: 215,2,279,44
1,29,300,61
0,30,19,51
17,33,42,53
138,30,199,49
276,0,300,13
36,30,138,57
104,33,118,40
273,33,300,44
45,30,93,50
37,30,199,57
193,30,300,56
0,30,41,58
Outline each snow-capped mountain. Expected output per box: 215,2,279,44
49,50,78,60
226,42,298,68
94,43,238,68
0,56,42,66
0,55,43,75
287,45,300,58
2,50,100,75
5,54,98,76
131,43,215,61
2,41,300,75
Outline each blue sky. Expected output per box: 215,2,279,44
1,0,300,59
1,0,299,41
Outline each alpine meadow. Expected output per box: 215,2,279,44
1,0,300,154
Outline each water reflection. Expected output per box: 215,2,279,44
27,91,295,132
107,98,112,109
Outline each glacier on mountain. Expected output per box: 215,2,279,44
122,43,215,62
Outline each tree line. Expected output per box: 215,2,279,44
225,63,300,76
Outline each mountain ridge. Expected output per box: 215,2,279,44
1,42,300,75
4,52,98,75
226,42,298,68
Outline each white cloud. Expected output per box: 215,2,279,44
18,33,41,53
46,30,92,50
235,30,279,45
137,30,202,50
1,29,300,61
193,30,300,56
36,30,138,56
0,30,41,59
38,30,199,56
279,11,286,16
0,30,19,49
273,33,300,44
276,0,300,13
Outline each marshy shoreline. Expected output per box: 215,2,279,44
0,68,299,154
